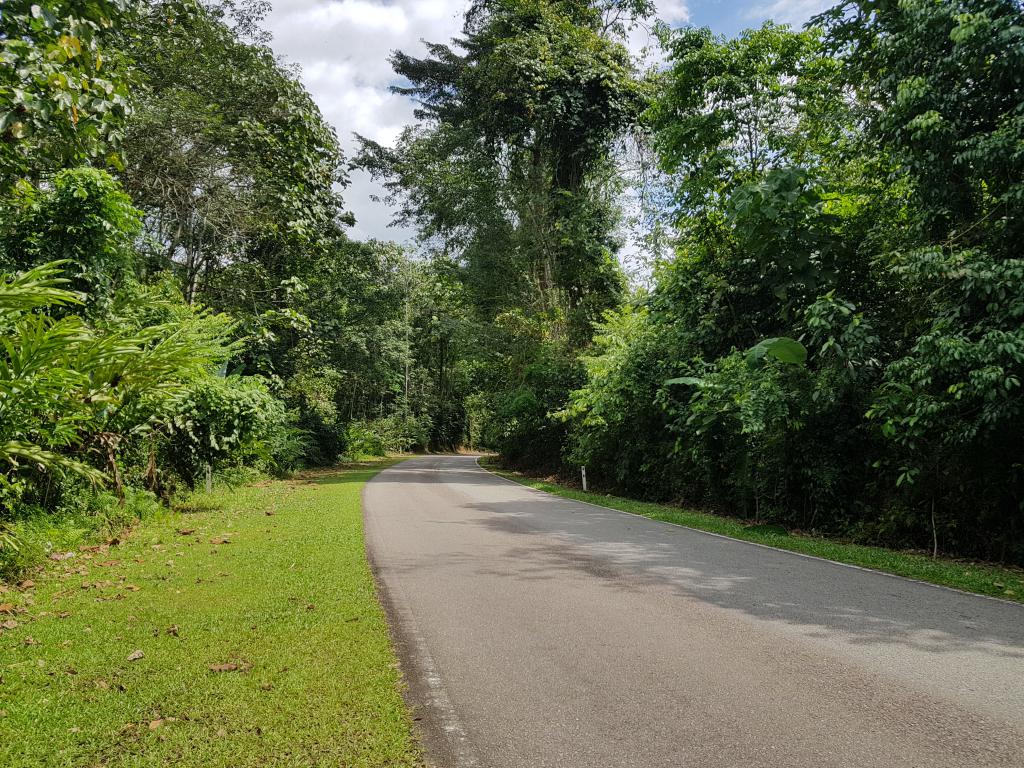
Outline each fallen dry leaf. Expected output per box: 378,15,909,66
167,625,179,637
177,528,195,536
17,580,34,590
125,584,141,592
23,636,39,646
50,551,76,562
0,604,14,614
95,680,110,690
209,536,231,545
208,661,252,673
149,719,164,730
1,619,18,630
58,611,71,619
126,649,144,662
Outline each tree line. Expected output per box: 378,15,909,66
365,0,1024,563
0,0,469,571
1,0,1022,569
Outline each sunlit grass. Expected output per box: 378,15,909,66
0,459,422,767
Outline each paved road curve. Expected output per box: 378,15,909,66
363,456,1024,768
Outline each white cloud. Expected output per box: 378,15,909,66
265,0,469,242
747,0,832,26
658,0,690,23
304,0,408,31
627,1,690,60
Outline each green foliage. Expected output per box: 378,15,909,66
557,1,1024,562
345,414,432,458
0,262,110,504
0,165,281,565
0,484,160,578
746,337,808,367
0,0,134,188
817,0,1024,246
524,0,1019,565
165,375,287,485
648,22,839,209
117,0,349,303
0,258,239,501
3,167,141,300
481,312,582,471
558,304,679,495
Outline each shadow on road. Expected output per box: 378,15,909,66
374,460,1024,659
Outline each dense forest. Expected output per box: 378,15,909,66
1,0,1022,573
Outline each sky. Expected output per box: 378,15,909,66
263,0,833,244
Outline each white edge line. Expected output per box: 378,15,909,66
473,456,1023,609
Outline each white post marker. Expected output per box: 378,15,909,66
581,465,588,492
205,463,213,494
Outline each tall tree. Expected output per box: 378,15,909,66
360,0,649,337
115,0,350,303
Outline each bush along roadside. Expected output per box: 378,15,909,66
480,459,1024,604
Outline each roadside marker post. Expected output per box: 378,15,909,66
581,466,588,492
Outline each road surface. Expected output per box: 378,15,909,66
363,456,1024,767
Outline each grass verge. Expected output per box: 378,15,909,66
0,459,422,767
480,458,1024,604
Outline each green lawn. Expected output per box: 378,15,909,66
0,460,422,767
481,459,1024,604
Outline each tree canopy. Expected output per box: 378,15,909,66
2,0,1022,569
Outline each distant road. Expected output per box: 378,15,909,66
363,455,1024,768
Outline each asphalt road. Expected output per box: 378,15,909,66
363,456,1024,768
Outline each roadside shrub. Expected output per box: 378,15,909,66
345,413,432,458
484,350,580,474
165,376,289,486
